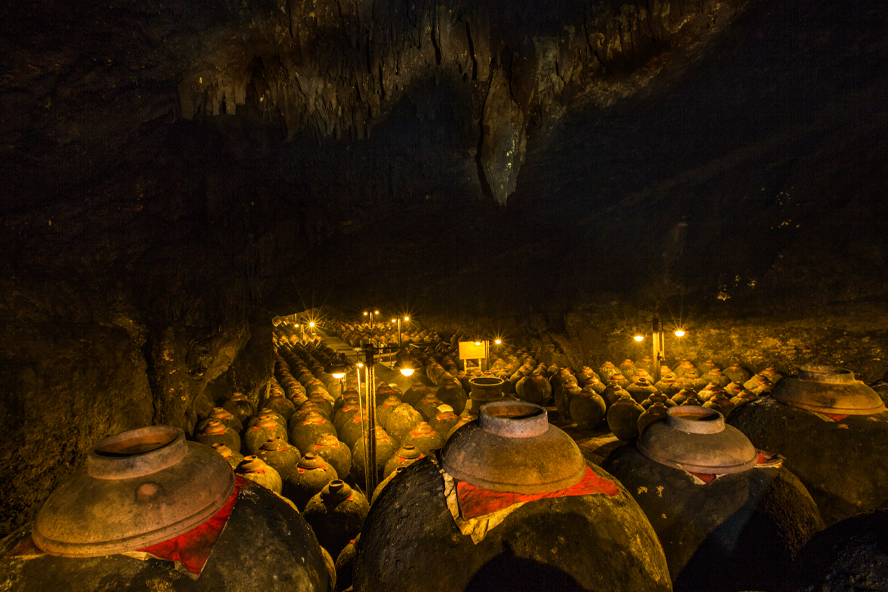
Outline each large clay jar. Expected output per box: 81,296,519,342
466,376,504,412
289,411,337,454
383,444,425,478
0,426,329,591
194,419,241,452
291,452,339,511
385,403,424,444
303,480,371,560
413,393,445,421
402,422,446,455
728,365,888,525
602,405,823,592
197,407,244,434
723,364,752,385
515,372,552,406
607,392,645,441
429,406,460,437
223,392,256,424
374,395,402,430
626,377,658,403
243,417,289,455
246,408,288,431
262,392,297,422
554,380,581,421
235,456,283,494
211,443,244,469
569,387,607,430
333,401,362,433
353,401,672,592
351,427,397,488
782,509,888,592
256,437,301,501
437,379,469,415
597,361,619,383
308,433,352,480
338,414,369,451
402,383,431,408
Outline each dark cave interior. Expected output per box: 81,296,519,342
1,0,887,569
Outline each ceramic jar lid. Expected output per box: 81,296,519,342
772,365,885,415
32,426,234,557
441,401,586,494
637,406,757,474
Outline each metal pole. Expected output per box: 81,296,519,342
397,318,401,348
364,346,379,496
652,317,663,383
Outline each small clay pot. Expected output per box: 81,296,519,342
309,433,352,480
236,456,283,494
402,422,445,455
607,393,645,441
303,480,370,560
570,388,607,430
211,442,244,469
194,419,241,452
223,392,256,424
291,452,339,511
289,412,337,454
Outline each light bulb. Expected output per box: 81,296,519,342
674,329,686,337
634,335,645,342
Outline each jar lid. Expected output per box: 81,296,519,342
442,401,586,494
771,365,885,415
32,426,234,557
637,406,757,474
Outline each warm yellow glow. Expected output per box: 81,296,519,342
332,371,346,379
363,311,368,316
399,368,415,377
357,362,364,368
391,319,396,323
494,339,502,345
309,322,315,327
474,341,481,346
374,310,379,314
404,316,410,321
634,335,645,342
675,329,686,337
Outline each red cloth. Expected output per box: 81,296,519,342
688,449,783,484
822,412,849,422
456,466,619,521
136,476,243,575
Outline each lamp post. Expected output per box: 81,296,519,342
391,316,409,348
634,318,685,383
358,343,415,496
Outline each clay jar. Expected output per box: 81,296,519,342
607,393,645,441
618,359,637,379
437,379,469,414
554,380,581,422
515,372,552,406
569,387,607,429
413,393,445,421
783,509,888,592
303,480,371,560
383,444,425,478
429,406,460,436
351,427,397,487
402,422,446,455
703,392,736,418
601,383,628,409
338,414,369,450
353,402,672,592
194,419,241,452
602,406,823,592
375,395,403,429
309,433,352,480
236,456,283,494
641,393,676,409
246,408,288,431
385,403,424,444
334,401,363,433
243,417,288,455
728,365,888,525
211,442,244,469
291,452,339,511
597,361,619,383
626,377,658,403
289,411,337,456
0,426,330,592
724,364,752,385
197,407,244,434
256,437,301,498
262,393,297,422
402,383,431,407
223,392,256,424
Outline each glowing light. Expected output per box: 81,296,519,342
374,310,379,314
363,312,368,316
357,362,364,368
634,335,645,342
494,339,502,345
391,319,397,323
404,316,409,321
309,322,315,327
399,368,415,377
331,371,346,379
474,341,481,346
674,329,686,337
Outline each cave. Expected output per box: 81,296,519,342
2,0,887,588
